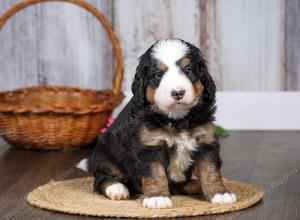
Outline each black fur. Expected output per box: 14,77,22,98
88,39,221,195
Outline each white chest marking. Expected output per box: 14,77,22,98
164,132,198,181
139,123,216,182
169,133,197,168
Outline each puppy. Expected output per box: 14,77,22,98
77,39,236,208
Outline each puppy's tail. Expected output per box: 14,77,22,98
76,158,89,172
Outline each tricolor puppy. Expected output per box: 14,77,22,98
77,39,237,208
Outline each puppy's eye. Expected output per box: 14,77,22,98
154,71,164,79
183,66,193,75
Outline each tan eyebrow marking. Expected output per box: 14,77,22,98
156,60,168,71
178,57,191,69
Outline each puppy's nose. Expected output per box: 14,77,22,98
171,89,185,100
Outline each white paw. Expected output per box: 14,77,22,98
210,192,237,204
105,183,130,200
76,158,89,172
143,196,172,209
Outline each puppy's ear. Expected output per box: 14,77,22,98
186,43,216,105
185,42,216,106
198,60,216,106
131,58,148,107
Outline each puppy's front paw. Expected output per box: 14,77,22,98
210,192,237,204
105,183,130,200
143,196,172,209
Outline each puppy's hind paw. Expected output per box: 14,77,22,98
210,192,237,204
143,196,172,209
105,183,130,200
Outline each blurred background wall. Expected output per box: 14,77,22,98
0,0,299,93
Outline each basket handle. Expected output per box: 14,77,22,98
0,0,124,96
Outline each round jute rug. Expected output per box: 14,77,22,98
27,177,263,218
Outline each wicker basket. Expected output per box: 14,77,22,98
0,0,124,150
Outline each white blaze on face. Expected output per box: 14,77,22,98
152,39,196,119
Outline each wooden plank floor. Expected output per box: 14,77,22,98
0,131,299,220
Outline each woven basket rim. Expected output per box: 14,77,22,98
0,86,124,115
